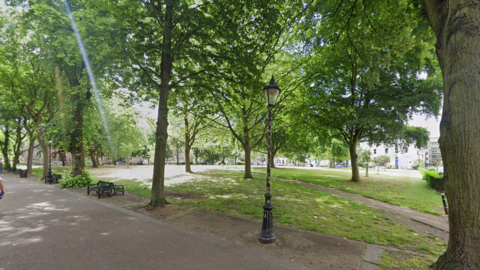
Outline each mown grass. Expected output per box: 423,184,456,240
252,167,443,215
381,249,436,269
162,170,445,255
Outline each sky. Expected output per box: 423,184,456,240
409,113,441,139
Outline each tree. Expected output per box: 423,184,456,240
103,0,278,206
168,91,216,173
358,149,372,177
298,0,442,182
420,0,480,268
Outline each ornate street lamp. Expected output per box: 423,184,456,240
48,138,53,184
259,76,281,244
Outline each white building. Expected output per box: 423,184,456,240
358,142,424,169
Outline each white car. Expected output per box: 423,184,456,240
51,161,62,165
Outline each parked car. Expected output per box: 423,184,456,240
51,161,62,165
100,162,112,165
335,165,343,168
116,161,127,165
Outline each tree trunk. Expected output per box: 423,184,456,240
244,144,253,178
150,3,174,207
89,148,99,167
420,1,480,268
70,90,85,176
151,81,170,207
185,141,191,173
349,142,360,182
270,150,275,168
59,148,66,166
27,132,35,174
365,163,369,177
1,125,10,171
38,132,49,180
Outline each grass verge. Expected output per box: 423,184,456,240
252,167,443,215
381,249,436,269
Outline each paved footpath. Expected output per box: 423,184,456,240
0,173,310,270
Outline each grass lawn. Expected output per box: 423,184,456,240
252,167,443,215
155,170,445,256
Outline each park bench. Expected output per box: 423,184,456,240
45,174,62,184
87,181,124,198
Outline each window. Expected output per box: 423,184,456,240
374,149,377,154
395,147,398,154
385,148,388,154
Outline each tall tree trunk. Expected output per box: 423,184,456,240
243,144,253,178
151,79,171,207
1,125,10,171
12,118,25,171
38,132,48,180
27,132,35,174
150,3,174,207
185,139,192,172
176,142,179,165
421,1,480,268
349,142,360,182
365,163,369,177
70,83,85,176
184,116,192,172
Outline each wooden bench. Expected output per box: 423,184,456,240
87,181,124,198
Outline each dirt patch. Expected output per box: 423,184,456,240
127,204,196,220
167,210,366,270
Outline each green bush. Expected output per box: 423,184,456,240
237,162,245,165
418,168,426,180
427,167,436,171
60,171,93,188
424,171,444,191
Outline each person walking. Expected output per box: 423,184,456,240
0,178,4,199
0,162,3,173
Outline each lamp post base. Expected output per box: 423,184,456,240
258,205,276,244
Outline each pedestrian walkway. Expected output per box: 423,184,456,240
254,174,448,232
0,172,379,270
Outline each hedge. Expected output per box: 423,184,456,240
424,170,444,191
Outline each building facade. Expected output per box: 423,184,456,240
427,138,442,166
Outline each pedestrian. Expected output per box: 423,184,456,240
0,162,3,173
0,177,4,199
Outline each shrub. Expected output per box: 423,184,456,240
424,171,444,191
237,162,245,165
60,171,93,188
427,167,436,171
418,168,426,180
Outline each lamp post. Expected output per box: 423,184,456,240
48,138,53,183
259,76,281,244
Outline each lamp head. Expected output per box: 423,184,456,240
263,76,281,106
